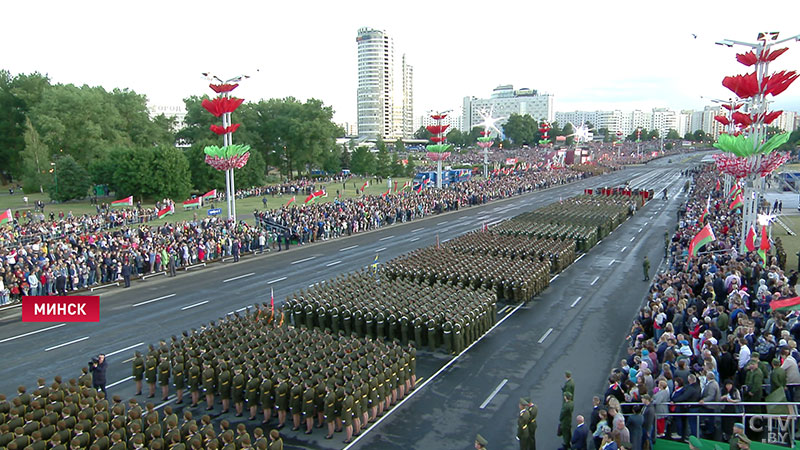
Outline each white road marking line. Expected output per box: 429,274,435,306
45,336,90,352
479,379,509,409
550,274,559,282
411,228,425,232
290,257,316,265
436,221,448,225
267,276,287,284
575,254,585,262
638,228,643,233
107,376,133,388
644,222,649,226
181,300,209,311
379,236,394,241
537,328,554,344
591,276,599,285
498,305,511,314
375,247,387,252
132,294,176,307
106,342,144,357
442,238,450,243
0,323,66,344
410,237,420,242
122,357,134,363
621,246,627,253
326,260,342,267
155,395,175,410
235,306,248,312
339,245,359,252
570,296,583,308
630,236,636,242
343,301,525,450
223,272,255,282
609,259,616,266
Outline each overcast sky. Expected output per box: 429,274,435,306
4,0,800,125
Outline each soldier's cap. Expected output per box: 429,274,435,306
733,423,745,430
565,370,572,377
475,434,488,446
519,397,530,406
688,436,704,449
564,392,573,399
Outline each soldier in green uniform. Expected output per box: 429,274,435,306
232,367,245,417
323,384,336,439
527,402,538,450
188,361,201,408
157,357,171,402
562,371,574,401
475,434,488,449
642,256,650,281
301,380,315,435
274,375,288,430
218,364,231,414
289,378,303,431
342,388,354,444
202,363,215,411
172,358,185,405
145,356,157,399
246,370,260,421
559,392,573,450
259,372,274,425
132,352,144,396
517,398,531,450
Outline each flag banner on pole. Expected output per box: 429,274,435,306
157,204,175,219
285,196,295,207
715,179,720,191
729,193,743,210
0,209,11,225
758,225,770,264
689,224,716,257
111,196,133,207
701,195,711,223
270,287,275,318
361,181,369,191
745,226,757,252
770,296,800,311
182,197,202,209
202,189,217,199
728,183,741,199
304,190,327,204
399,181,410,192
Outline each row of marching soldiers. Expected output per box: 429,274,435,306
125,303,415,445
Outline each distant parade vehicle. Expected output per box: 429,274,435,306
412,169,471,189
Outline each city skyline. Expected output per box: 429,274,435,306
3,0,800,128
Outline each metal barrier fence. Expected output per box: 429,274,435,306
621,401,798,447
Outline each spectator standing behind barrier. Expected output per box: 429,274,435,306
89,353,107,393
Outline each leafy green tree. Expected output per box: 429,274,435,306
502,113,538,145
21,118,51,193
413,126,432,140
48,155,90,202
394,138,405,153
404,156,417,177
692,130,707,142
184,141,224,192
562,123,575,146
446,129,465,147
389,152,404,177
648,129,660,140
148,146,192,200
375,145,391,177
666,129,681,140
340,143,351,169
322,144,342,174
109,146,154,200
350,146,376,175
0,71,26,178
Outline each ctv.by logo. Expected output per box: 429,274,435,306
21,296,100,322
749,415,796,445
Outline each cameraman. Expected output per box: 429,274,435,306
89,354,107,393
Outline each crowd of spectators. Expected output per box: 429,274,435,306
586,165,800,449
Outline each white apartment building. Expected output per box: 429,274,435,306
461,85,554,132
554,108,678,137
414,114,462,135
356,27,413,140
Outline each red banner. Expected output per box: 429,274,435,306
22,296,100,322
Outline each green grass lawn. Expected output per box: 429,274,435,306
773,215,800,272
0,176,412,226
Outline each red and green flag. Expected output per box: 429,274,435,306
285,196,295,207
689,224,716,257
0,209,11,225
111,196,133,207
715,179,720,191
728,183,741,198
701,195,711,223
770,296,800,312
183,197,202,209
304,190,326,204
729,193,743,210
758,225,770,264
202,189,217,200
745,226,757,252
157,204,174,219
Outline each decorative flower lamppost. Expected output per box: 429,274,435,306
538,121,551,146
475,109,505,179
201,74,251,221
712,32,799,251
425,111,452,189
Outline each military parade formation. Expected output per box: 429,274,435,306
0,186,652,450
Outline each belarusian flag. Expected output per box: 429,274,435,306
381,189,390,198
701,195,710,223
202,189,217,200
157,204,174,219
183,197,202,209
399,181,410,192
758,225,770,264
688,224,716,257
770,296,800,312
729,193,743,210
361,181,369,191
715,179,720,191
745,226,757,252
728,184,741,199
285,196,295,207
304,190,326,204
0,209,11,225
111,196,133,207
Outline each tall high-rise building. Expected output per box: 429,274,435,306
356,27,413,140
461,85,553,132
